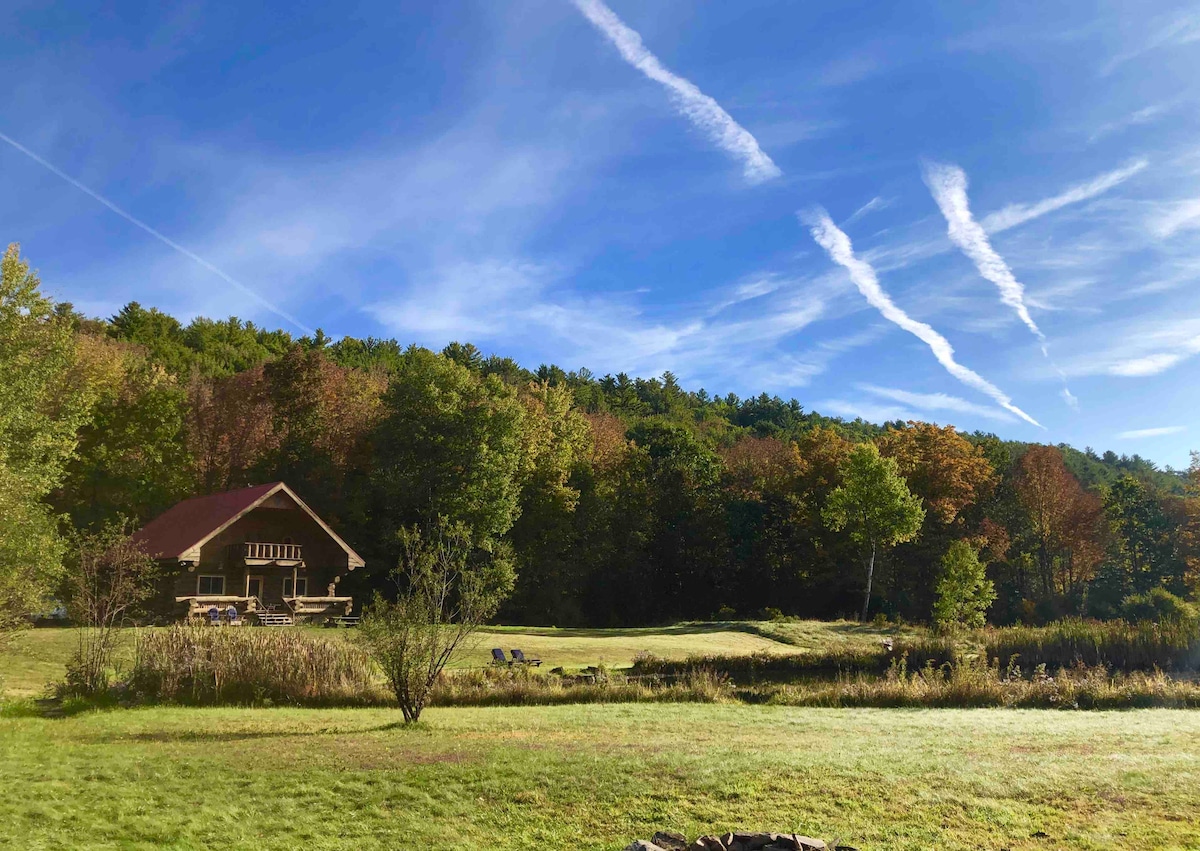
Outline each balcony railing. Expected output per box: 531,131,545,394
243,542,303,562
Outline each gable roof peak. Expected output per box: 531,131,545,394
131,481,364,569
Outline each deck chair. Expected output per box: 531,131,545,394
225,605,242,626
491,648,512,667
511,649,541,667
207,606,221,625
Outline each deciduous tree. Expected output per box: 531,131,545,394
823,443,925,620
932,540,995,630
359,520,514,723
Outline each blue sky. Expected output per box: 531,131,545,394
4,2,1200,467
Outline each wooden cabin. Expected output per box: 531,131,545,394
132,482,364,625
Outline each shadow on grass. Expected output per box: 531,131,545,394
90,717,428,744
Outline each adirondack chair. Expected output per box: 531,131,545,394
225,605,242,626
207,606,221,625
491,648,512,667
511,649,541,667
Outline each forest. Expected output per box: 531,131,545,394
3,242,1198,628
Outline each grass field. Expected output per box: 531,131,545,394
0,622,799,698
1,703,1198,850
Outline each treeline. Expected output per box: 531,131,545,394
2,244,1197,628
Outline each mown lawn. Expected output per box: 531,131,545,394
0,623,798,698
1,703,1198,850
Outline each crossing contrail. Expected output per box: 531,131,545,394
803,207,1042,427
0,131,314,334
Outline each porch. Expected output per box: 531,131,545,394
176,594,354,625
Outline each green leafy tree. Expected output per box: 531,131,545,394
372,347,526,551
56,345,191,527
625,420,727,620
932,540,995,630
506,382,591,624
0,245,93,630
822,443,925,620
1105,474,1183,595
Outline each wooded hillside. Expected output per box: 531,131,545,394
3,245,1197,627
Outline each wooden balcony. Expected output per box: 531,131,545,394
242,542,303,564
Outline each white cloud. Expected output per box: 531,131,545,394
817,399,920,424
801,207,1042,427
844,195,891,225
856,383,1018,423
1057,316,1200,378
571,0,781,184
1103,10,1200,74
1110,352,1190,377
1089,105,1173,143
1149,198,1200,240
981,160,1148,234
923,160,1044,343
1117,425,1186,439
370,258,839,390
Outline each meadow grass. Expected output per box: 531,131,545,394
1,703,1198,850
0,623,797,698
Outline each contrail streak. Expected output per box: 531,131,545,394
923,160,1080,408
922,160,1043,343
0,131,314,334
571,0,781,184
802,207,1042,427
981,159,1147,233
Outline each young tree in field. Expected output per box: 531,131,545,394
359,520,514,723
62,523,159,695
0,245,94,633
932,540,995,630
822,443,924,620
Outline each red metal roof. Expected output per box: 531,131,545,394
132,482,283,559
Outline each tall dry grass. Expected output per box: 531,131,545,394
125,625,383,706
429,665,732,707
766,658,1200,709
985,618,1200,673
629,637,958,684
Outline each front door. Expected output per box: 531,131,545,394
246,576,264,601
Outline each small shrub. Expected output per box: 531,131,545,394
1121,588,1198,626
60,524,157,697
714,606,737,621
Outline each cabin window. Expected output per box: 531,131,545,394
197,575,225,596
283,577,308,597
